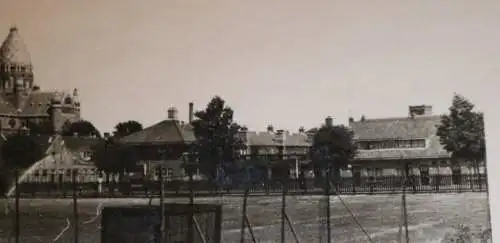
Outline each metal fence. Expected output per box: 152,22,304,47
0,172,488,243
10,174,488,198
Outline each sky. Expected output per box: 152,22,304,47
0,0,499,134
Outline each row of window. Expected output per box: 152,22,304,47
33,168,98,177
356,139,426,150
0,64,32,73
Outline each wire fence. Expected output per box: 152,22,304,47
0,172,489,243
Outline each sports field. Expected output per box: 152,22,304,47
0,192,490,243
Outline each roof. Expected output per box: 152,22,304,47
0,91,56,115
245,131,311,147
350,115,451,160
0,27,31,66
350,115,442,141
19,91,55,116
119,120,195,145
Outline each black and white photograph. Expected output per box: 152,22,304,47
0,1,496,242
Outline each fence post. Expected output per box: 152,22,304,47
281,179,287,243
72,169,79,243
15,169,20,243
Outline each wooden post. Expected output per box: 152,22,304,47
159,165,165,243
403,164,410,243
15,169,20,243
281,178,287,243
72,170,79,243
187,164,195,243
240,188,249,243
325,168,331,243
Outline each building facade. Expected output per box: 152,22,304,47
348,105,486,185
0,27,80,135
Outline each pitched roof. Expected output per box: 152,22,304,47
119,120,195,145
350,115,442,141
19,91,55,116
350,115,451,160
0,27,31,66
245,131,311,147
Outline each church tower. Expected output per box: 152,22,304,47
0,26,34,108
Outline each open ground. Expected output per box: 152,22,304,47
0,192,490,243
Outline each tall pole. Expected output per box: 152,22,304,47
15,169,20,243
402,163,410,243
188,164,195,243
280,131,287,243
159,151,165,243
326,167,331,243
72,169,79,243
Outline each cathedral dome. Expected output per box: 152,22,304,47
0,26,32,67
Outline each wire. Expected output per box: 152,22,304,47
331,181,375,243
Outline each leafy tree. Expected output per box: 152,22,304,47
1,133,45,171
191,96,246,181
436,94,486,175
310,123,357,191
92,138,137,182
62,120,101,138
25,120,54,135
112,120,143,138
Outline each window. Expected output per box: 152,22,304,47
34,170,40,176
375,168,383,177
42,169,47,176
167,168,173,179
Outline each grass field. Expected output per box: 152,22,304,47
0,192,491,243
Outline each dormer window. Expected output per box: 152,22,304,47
64,97,72,104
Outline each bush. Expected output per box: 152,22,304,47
441,224,491,243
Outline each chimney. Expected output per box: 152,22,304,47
267,124,274,133
188,102,194,124
348,117,354,123
167,107,178,120
325,116,333,127
298,127,305,133
409,105,432,117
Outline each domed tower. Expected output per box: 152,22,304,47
0,26,34,108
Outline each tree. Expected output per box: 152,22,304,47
25,120,54,135
62,120,101,138
92,138,137,181
310,123,358,189
113,120,143,138
436,94,486,175
191,96,246,181
1,133,45,171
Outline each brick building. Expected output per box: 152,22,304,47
0,27,80,135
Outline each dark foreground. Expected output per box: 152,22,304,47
0,192,491,243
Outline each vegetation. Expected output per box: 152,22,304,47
436,94,486,174
112,120,143,138
191,96,246,181
92,138,137,182
0,133,45,194
61,120,101,138
25,120,54,135
310,123,357,190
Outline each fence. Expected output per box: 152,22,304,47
9,174,488,198
0,172,489,243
